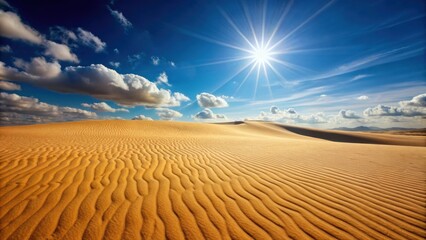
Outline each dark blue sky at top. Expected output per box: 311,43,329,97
1,0,425,126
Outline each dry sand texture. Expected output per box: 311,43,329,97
0,120,425,240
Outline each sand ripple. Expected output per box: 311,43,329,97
0,120,425,239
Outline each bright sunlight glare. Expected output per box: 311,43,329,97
250,47,272,65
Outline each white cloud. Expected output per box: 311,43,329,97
270,106,296,115
81,102,128,112
109,61,120,68
0,10,43,44
196,92,229,108
0,11,78,62
363,94,426,117
173,92,190,102
193,108,226,120
320,94,327,97
258,106,326,124
400,93,426,107
0,62,190,107
0,81,20,91
170,61,176,67
156,72,170,86
132,114,153,120
270,106,280,114
13,57,61,78
0,44,11,52
151,56,160,66
364,105,404,116
0,92,96,125
107,6,132,30
114,48,119,54
44,40,79,62
156,108,182,120
76,28,106,52
357,95,369,100
338,110,361,119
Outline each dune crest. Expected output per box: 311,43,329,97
1,120,425,239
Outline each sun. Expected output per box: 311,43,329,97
250,47,271,65
178,0,335,99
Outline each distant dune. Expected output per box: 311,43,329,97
1,120,425,239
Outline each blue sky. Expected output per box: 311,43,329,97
0,0,425,128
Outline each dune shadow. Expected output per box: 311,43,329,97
273,124,387,144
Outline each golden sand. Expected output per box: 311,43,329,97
0,120,425,239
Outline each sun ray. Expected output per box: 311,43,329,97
265,0,293,49
261,0,267,48
174,25,253,53
266,61,294,88
179,0,321,100
253,63,261,99
234,62,258,95
218,7,257,50
262,61,273,98
180,56,252,69
268,0,335,51
212,59,256,93
270,57,316,75
241,1,260,48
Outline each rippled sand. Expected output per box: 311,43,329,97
0,120,425,240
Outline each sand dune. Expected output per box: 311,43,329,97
0,120,425,240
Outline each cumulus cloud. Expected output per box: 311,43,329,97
0,10,43,44
13,57,61,78
193,108,226,120
357,95,369,100
0,44,11,52
400,93,426,107
81,102,129,112
132,114,153,120
196,92,229,108
0,92,96,125
0,81,20,91
364,105,403,116
173,92,190,102
0,11,78,62
114,48,119,54
0,62,190,107
338,110,361,119
270,106,296,115
156,72,170,86
155,108,182,120
258,106,326,124
363,94,426,117
270,106,280,114
363,104,426,117
287,108,297,114
107,6,132,30
151,56,160,66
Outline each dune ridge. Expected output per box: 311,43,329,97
0,120,425,239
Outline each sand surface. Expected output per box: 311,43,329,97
0,120,425,240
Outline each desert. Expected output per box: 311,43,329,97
0,120,425,240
